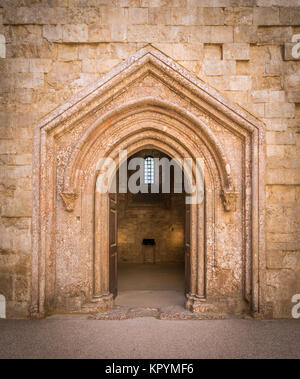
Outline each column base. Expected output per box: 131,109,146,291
185,294,208,313
82,293,114,313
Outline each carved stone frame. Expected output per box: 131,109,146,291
30,45,265,318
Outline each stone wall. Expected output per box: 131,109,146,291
0,0,299,318
118,193,185,263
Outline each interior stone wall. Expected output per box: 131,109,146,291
118,150,185,264
0,0,299,318
118,194,185,263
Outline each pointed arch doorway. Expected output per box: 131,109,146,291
31,46,266,319
108,149,192,309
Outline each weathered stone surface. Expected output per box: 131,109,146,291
0,2,299,321
43,25,62,42
223,43,250,60
62,24,88,43
257,26,293,45
204,60,236,76
253,7,280,25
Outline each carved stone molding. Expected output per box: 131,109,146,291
61,192,78,212
31,45,265,319
220,190,238,212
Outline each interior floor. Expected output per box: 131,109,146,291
116,263,186,308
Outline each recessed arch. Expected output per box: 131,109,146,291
62,98,234,196
31,45,265,319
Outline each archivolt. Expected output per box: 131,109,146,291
62,98,234,196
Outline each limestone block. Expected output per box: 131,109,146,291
141,0,186,6
266,145,287,158
265,61,283,76
101,7,128,25
111,43,137,59
58,45,78,61
202,7,225,25
234,25,258,43
127,25,161,42
207,75,251,91
253,7,280,26
224,7,253,26
110,24,127,42
223,43,250,60
242,103,265,118
266,186,297,205
148,8,171,25
287,91,300,103
220,90,249,105
263,118,288,132
204,44,222,60
62,24,88,43
170,8,200,25
279,7,300,25
266,251,284,269
256,0,300,5
47,61,81,87
43,25,62,42
284,67,300,91
187,0,239,6
128,8,148,24
88,25,111,43
177,60,201,74
15,73,44,89
3,7,69,25
8,40,57,59
252,76,282,91
82,58,121,74
266,205,296,234
204,60,236,76
190,26,233,43
78,44,112,59
276,131,296,145
172,43,204,60
0,59,29,73
69,7,102,24
71,73,99,88
119,0,141,6
257,27,293,45
265,103,295,118
1,190,32,218
30,59,52,73
251,90,286,103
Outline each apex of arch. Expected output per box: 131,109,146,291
36,44,263,136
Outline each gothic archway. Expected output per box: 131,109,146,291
31,46,265,318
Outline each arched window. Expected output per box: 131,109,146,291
144,156,154,184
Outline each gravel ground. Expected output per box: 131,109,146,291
0,317,299,359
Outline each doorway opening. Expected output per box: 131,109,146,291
110,149,190,309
